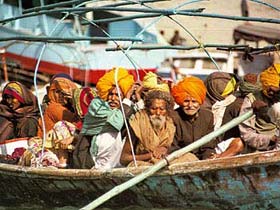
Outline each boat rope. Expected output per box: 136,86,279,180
23,0,168,14
0,36,143,43
79,16,140,79
249,0,280,12
3,5,280,25
167,15,221,71
123,14,165,81
105,44,249,51
33,13,70,166
114,67,137,167
32,0,155,167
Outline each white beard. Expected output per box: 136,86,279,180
150,115,166,131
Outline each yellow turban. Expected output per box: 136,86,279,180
221,77,237,97
172,76,206,105
260,64,280,96
96,67,135,100
142,72,170,92
3,82,24,103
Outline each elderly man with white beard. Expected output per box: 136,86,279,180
120,90,175,167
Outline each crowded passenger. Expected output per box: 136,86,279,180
72,87,97,131
72,67,137,169
128,72,171,111
120,90,175,166
204,72,244,158
52,87,97,168
37,73,79,137
170,76,216,160
36,73,79,167
213,73,262,157
239,64,280,152
0,81,40,143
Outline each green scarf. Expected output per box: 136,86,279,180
81,97,124,155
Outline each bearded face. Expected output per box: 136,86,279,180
150,115,166,131
148,98,167,131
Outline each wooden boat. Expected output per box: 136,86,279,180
1,150,280,209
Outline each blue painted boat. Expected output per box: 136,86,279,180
0,150,280,209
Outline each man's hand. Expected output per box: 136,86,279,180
133,82,144,102
126,82,142,101
152,146,168,159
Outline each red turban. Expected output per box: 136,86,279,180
172,76,206,105
3,82,24,103
73,87,97,119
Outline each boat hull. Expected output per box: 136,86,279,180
1,150,280,209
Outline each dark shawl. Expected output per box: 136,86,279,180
0,82,39,142
170,107,217,160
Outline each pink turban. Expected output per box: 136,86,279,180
96,67,135,100
172,76,206,105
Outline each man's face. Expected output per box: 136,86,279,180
182,95,200,116
3,94,21,110
148,99,167,130
107,87,123,109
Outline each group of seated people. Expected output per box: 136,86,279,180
0,63,280,170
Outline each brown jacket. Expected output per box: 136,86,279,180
170,107,217,160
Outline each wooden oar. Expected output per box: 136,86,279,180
80,110,253,210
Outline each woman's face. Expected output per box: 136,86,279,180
182,95,200,116
53,89,70,105
3,94,21,110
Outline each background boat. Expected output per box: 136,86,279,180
0,2,171,87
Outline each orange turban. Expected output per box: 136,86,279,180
172,76,206,105
96,67,135,100
260,64,280,95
